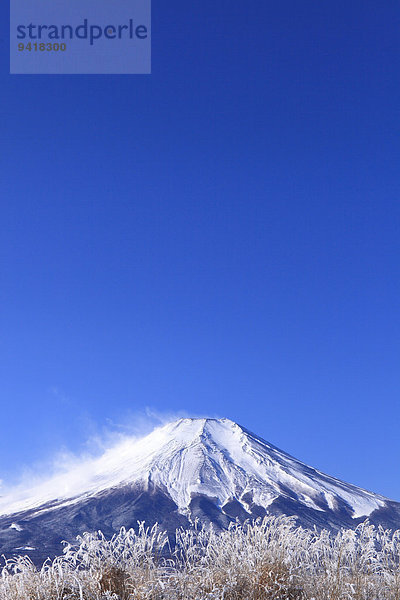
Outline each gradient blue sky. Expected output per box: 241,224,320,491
1,1,399,500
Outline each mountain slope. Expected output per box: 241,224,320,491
1,418,399,564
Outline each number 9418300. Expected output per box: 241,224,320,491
18,42,67,51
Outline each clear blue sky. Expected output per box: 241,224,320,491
1,1,399,500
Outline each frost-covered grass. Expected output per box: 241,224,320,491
2,516,400,599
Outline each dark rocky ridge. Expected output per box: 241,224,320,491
1,482,400,565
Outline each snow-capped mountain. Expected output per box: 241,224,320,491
1,418,399,564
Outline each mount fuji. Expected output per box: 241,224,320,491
1,417,399,564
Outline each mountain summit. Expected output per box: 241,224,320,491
1,417,400,563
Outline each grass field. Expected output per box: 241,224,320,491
2,515,400,599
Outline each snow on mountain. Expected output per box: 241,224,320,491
0,417,386,519
0,418,399,564
88,416,385,518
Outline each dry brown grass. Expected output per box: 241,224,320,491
100,566,129,599
1,517,400,600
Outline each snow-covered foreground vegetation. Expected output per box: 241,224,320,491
2,516,400,600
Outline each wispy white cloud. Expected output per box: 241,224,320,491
48,386,72,406
0,407,215,517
